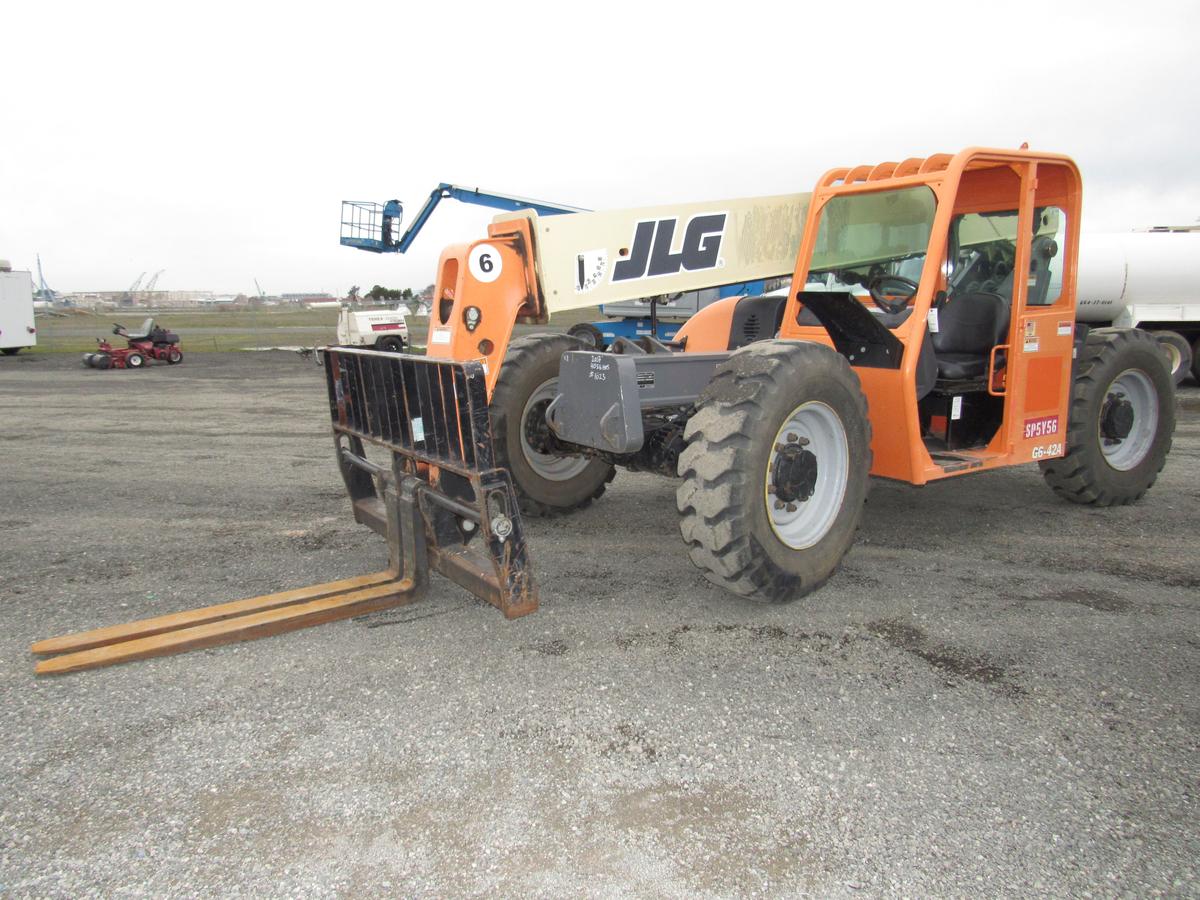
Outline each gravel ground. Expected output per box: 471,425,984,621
1,350,1197,898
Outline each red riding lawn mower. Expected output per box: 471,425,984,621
83,319,183,369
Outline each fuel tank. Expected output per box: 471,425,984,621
1075,231,1200,323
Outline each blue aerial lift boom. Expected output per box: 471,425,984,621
340,184,586,254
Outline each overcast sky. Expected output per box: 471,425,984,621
3,0,1197,295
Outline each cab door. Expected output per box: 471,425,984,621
999,162,1079,463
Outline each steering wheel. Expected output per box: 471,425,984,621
867,274,919,315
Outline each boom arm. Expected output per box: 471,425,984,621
341,183,587,254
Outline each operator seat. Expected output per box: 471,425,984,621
125,318,156,341
929,291,1009,380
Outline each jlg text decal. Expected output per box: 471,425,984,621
612,213,726,282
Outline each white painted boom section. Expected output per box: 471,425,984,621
496,193,811,314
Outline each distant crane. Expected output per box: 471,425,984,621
122,272,146,306
254,279,267,300
144,267,168,307
34,254,60,305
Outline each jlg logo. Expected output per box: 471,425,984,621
612,213,726,282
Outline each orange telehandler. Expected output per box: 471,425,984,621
33,147,1175,673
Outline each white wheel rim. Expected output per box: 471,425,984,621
1099,368,1159,471
520,379,591,481
1160,343,1181,373
764,401,850,550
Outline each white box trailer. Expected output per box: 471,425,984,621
0,261,37,355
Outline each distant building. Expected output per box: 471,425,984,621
62,290,217,309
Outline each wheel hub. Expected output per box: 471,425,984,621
1100,392,1134,443
523,398,555,454
763,402,849,550
770,438,818,506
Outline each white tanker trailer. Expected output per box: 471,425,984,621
1073,230,1200,384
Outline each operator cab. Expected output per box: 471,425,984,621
789,170,1071,464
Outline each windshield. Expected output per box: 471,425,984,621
807,186,936,289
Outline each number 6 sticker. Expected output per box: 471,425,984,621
469,243,502,283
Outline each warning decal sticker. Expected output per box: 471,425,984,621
575,249,608,293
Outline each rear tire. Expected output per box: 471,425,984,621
1150,330,1192,385
2,347,20,356
491,333,615,517
167,349,183,364
1040,328,1175,506
676,340,872,602
1191,335,1200,384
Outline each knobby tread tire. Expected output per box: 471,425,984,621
676,340,872,602
1039,327,1175,506
491,333,615,518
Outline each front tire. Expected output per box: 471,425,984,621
676,340,872,602
491,334,615,517
1040,328,1175,506
2,347,20,356
125,352,145,369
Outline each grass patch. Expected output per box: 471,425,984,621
30,305,608,353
